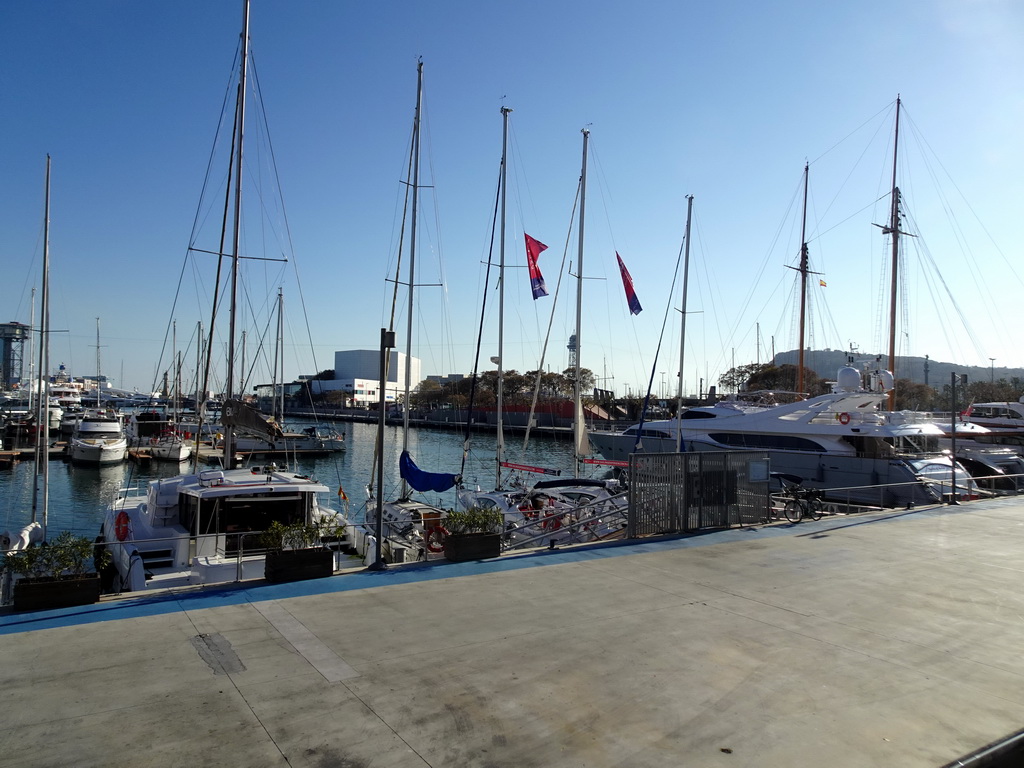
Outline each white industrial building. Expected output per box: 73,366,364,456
310,350,422,407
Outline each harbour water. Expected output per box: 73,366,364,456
0,419,591,541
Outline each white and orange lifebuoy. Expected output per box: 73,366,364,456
838,412,851,425
425,526,448,553
114,509,130,541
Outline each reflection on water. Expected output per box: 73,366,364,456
0,421,603,539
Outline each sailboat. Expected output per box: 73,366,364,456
363,61,457,564
458,127,626,546
98,0,349,592
68,323,128,465
1,156,53,554
229,289,345,455
146,325,193,463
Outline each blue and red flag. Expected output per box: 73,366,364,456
616,252,643,315
524,233,549,299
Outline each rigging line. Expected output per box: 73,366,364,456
522,180,582,450
150,55,240,397
461,170,501,477
903,115,1022,289
808,99,896,167
904,208,984,356
631,230,686,453
811,114,891,234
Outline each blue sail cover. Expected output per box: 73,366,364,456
400,451,459,493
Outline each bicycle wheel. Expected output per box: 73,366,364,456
808,499,823,521
783,500,803,523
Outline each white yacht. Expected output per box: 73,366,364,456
960,399,1024,453
590,365,974,508
68,408,127,465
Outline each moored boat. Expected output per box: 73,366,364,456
68,408,127,465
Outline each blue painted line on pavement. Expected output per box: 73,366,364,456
0,499,998,636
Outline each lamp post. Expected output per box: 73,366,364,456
369,327,395,571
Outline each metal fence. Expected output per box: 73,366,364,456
627,451,771,537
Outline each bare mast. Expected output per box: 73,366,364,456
399,60,423,499
675,194,693,453
31,155,52,538
572,129,590,477
495,106,510,488
223,0,251,468
797,163,809,395
885,96,902,411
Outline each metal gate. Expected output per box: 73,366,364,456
627,451,771,537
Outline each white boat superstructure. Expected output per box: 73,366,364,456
68,408,127,465
102,465,349,591
960,399,1024,453
229,425,345,454
590,365,975,507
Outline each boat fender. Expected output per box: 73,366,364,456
114,509,131,541
425,526,448,553
838,412,851,425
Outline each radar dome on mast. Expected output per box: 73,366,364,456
835,367,861,392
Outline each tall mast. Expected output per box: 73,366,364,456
885,96,902,411
572,128,590,477
94,318,101,407
797,162,809,395
26,288,35,406
276,288,284,424
224,0,250,468
171,320,177,420
399,59,423,499
675,194,693,453
495,106,510,488
31,155,52,538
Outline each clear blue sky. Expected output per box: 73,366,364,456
2,1,1021,396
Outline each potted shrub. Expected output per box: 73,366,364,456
261,518,345,583
5,531,110,611
442,507,504,562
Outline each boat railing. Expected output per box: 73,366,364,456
500,490,630,551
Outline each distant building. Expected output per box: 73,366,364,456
425,373,467,388
306,349,422,407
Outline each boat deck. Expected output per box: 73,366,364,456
3,499,1024,766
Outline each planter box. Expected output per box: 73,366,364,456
443,532,501,562
264,548,334,583
13,574,101,611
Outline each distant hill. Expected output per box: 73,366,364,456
773,349,1024,388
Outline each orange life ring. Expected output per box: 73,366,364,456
115,510,130,541
425,526,448,553
838,412,851,425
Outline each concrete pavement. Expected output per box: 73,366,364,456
3,498,1024,767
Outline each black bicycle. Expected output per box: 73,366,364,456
781,485,824,523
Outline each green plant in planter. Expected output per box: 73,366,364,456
260,518,347,551
443,507,504,535
4,531,111,611
440,507,504,562
3,531,110,582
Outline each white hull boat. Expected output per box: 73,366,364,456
68,409,127,465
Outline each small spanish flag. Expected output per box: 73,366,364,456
337,485,348,501
819,279,827,287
